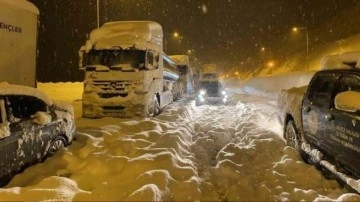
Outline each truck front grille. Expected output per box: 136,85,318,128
99,93,128,98
103,106,125,111
92,80,132,92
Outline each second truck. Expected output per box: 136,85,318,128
79,21,182,118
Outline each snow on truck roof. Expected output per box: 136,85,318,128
321,51,360,70
169,55,190,66
85,21,163,52
1,0,39,15
0,83,52,106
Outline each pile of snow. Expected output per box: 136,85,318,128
1,82,357,201
321,51,360,70
240,71,315,99
31,111,51,125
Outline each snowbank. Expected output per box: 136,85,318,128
240,71,315,99
321,51,360,69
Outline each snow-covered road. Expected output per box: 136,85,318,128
0,83,359,201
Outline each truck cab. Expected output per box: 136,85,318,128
79,21,181,118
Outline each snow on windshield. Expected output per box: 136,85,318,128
0,83,52,106
85,49,146,70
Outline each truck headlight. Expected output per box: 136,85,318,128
221,91,226,95
200,90,206,95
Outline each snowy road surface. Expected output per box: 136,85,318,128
0,82,359,201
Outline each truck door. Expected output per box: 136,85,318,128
302,74,337,154
329,74,360,176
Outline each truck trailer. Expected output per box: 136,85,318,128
0,0,39,87
79,21,182,118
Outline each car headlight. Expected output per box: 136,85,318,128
221,91,226,95
200,90,206,95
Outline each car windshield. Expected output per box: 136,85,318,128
85,49,146,70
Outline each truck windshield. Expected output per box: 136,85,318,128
199,81,221,94
85,49,146,70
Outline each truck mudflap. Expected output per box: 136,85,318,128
301,142,360,193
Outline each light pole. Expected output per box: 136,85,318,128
293,26,309,70
97,0,100,28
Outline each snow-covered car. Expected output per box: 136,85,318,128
195,80,227,106
0,84,76,186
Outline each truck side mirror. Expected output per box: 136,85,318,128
146,51,155,69
335,91,360,113
78,46,86,70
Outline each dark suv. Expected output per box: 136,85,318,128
278,68,360,192
0,84,76,186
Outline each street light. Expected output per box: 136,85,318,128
97,0,100,28
293,26,309,70
164,32,182,53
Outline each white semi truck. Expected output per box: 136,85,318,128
79,21,182,118
0,0,39,87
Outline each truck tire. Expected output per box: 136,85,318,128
147,96,160,117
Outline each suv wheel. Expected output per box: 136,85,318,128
285,120,311,163
48,136,67,156
285,120,300,150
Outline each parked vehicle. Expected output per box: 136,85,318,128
169,55,195,95
79,21,182,118
0,0,39,87
278,67,360,193
0,84,76,186
195,79,227,106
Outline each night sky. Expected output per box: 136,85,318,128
28,0,360,82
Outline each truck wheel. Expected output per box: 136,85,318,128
153,96,160,116
48,136,67,156
285,120,300,150
147,96,160,117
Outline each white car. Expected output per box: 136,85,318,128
0,84,76,186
